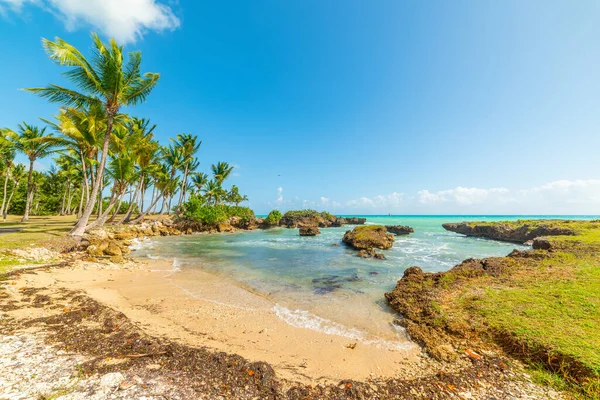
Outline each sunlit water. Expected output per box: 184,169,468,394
133,215,593,348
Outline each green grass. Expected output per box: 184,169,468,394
445,221,600,398
0,214,77,251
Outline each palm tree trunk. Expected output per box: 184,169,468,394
86,189,119,230
66,181,74,214
60,182,67,215
1,168,9,217
177,164,188,209
120,176,143,224
130,191,164,224
77,183,84,218
21,159,35,222
5,180,18,220
71,112,115,236
108,192,124,223
97,177,104,217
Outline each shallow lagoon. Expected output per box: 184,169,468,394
134,215,589,348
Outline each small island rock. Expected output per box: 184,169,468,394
386,225,414,235
299,226,321,236
342,225,395,250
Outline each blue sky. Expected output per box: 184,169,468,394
1,0,599,214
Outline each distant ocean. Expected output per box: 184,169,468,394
134,215,596,349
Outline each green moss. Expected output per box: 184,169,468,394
352,225,386,240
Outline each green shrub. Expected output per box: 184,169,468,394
282,209,320,219
265,210,282,226
183,195,255,226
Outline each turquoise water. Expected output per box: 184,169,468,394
133,215,593,346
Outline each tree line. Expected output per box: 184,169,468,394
0,33,247,236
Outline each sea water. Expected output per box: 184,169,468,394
133,215,593,348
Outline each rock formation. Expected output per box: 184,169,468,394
299,226,321,236
442,222,575,244
386,225,414,235
342,225,395,250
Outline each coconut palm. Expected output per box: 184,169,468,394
190,172,209,195
203,180,225,205
0,131,16,217
211,161,234,186
8,123,60,222
3,163,25,220
228,185,248,206
25,33,160,236
161,144,184,213
172,133,202,209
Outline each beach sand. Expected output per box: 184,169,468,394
14,259,422,384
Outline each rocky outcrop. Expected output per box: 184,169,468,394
278,210,366,229
337,217,367,225
299,226,321,236
532,237,552,250
358,248,386,259
342,225,395,250
384,257,511,361
442,222,575,244
82,219,182,263
386,225,414,235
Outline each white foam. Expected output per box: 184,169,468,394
272,304,412,351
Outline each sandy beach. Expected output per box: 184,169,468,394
12,258,422,384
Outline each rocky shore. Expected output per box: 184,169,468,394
386,220,600,398
442,221,575,243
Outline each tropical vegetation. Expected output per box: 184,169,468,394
0,33,248,235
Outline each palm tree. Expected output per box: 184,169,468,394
0,131,16,218
228,185,248,206
203,180,225,205
25,33,160,236
44,105,109,214
211,161,234,186
172,133,202,209
8,123,60,222
191,172,209,195
3,163,25,220
161,144,184,213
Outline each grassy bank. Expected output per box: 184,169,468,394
387,220,600,399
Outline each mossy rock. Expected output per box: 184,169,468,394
342,225,395,250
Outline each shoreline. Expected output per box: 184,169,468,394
0,230,566,398
16,257,423,384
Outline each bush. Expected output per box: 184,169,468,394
282,209,320,219
265,210,282,226
182,195,255,226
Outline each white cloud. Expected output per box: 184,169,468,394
417,187,511,206
262,180,600,215
0,0,180,43
346,192,403,209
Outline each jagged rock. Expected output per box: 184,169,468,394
532,237,552,250
442,222,575,244
216,223,235,233
386,225,414,235
340,217,367,225
299,226,320,236
357,248,386,259
358,248,376,258
104,242,122,257
342,225,395,250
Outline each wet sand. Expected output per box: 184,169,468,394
16,259,422,383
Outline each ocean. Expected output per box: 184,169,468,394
133,215,594,349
